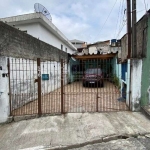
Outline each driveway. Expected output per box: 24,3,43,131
12,81,128,116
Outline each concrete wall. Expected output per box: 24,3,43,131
130,59,142,111
121,34,128,62
0,22,69,123
0,57,9,123
141,15,150,106
0,21,68,61
136,15,148,58
0,13,76,54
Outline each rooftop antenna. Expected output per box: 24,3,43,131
34,3,52,21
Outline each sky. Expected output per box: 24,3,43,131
0,0,149,43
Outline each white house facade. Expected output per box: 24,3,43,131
0,13,77,54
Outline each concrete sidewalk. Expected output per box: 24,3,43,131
0,112,150,150
69,136,150,150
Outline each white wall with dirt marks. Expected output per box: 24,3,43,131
130,59,142,111
10,58,68,109
0,56,10,123
0,56,68,123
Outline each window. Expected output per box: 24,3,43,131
61,44,63,50
65,48,67,52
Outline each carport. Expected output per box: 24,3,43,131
66,53,129,112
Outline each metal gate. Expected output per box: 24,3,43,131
8,57,128,116
63,58,128,113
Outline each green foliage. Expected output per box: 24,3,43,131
112,75,121,89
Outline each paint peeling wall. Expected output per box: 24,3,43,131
9,58,68,110
0,57,9,123
0,21,68,61
0,22,69,123
130,59,142,111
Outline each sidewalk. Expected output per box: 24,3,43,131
68,136,150,150
0,112,150,150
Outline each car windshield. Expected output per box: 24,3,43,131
85,68,102,74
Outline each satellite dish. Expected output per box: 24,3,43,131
34,3,52,21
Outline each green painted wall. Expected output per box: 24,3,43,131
112,57,121,81
69,58,80,82
141,17,150,106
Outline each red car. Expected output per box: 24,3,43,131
82,68,104,87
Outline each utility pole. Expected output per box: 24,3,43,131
132,0,137,57
127,0,131,58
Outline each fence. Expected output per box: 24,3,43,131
8,57,129,116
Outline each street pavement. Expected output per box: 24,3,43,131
0,112,150,150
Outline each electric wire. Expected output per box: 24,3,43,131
116,21,126,39
143,0,147,11
93,0,118,41
115,0,126,39
113,0,123,38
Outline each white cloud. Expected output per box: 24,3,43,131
52,14,91,42
0,0,149,43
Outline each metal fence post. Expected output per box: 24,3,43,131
96,58,98,112
61,59,64,114
37,58,41,116
7,58,12,116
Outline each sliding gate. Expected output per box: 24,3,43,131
8,57,129,116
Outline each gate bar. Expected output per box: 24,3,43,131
61,59,64,114
37,58,42,115
96,59,98,112
7,58,12,116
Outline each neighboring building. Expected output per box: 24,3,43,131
0,13,77,54
118,11,150,111
87,40,110,55
138,11,149,107
70,39,87,49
